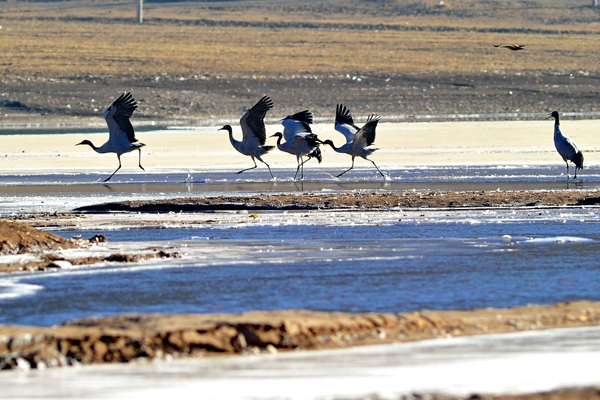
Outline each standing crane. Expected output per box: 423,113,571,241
322,104,385,178
219,96,275,179
550,111,584,180
76,92,145,182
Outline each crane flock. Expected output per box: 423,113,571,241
77,93,586,183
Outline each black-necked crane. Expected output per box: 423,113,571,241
280,110,322,177
322,104,385,178
219,96,275,179
550,111,584,180
282,110,313,141
76,91,145,182
271,131,322,180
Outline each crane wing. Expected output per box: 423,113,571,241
289,110,313,125
335,104,360,143
104,92,138,143
560,135,581,160
564,136,581,154
353,115,380,148
283,116,312,141
240,96,273,146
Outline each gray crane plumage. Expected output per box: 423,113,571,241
323,104,384,178
219,96,275,179
550,111,583,180
271,132,322,180
76,91,145,182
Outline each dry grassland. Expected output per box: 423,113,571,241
2,0,600,78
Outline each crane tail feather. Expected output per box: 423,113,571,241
573,151,584,170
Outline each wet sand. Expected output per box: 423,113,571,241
1,120,597,173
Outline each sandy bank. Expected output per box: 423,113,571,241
0,220,180,273
1,300,599,372
75,190,600,213
1,120,598,174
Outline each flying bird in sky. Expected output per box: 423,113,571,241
493,44,525,51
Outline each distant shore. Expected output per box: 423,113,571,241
3,72,600,128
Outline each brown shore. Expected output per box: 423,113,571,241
74,189,600,213
3,0,600,125
1,300,599,372
0,220,181,274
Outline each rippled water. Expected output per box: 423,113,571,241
2,203,600,326
2,164,600,326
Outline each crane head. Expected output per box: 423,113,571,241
218,125,232,133
549,111,559,119
270,132,283,138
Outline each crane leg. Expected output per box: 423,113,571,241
566,161,570,180
294,158,302,180
336,158,355,178
236,158,258,175
298,155,313,180
138,149,145,171
366,157,385,178
256,155,275,180
104,156,122,182
297,156,306,180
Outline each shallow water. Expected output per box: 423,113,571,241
2,206,600,326
1,165,598,215
2,166,600,324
